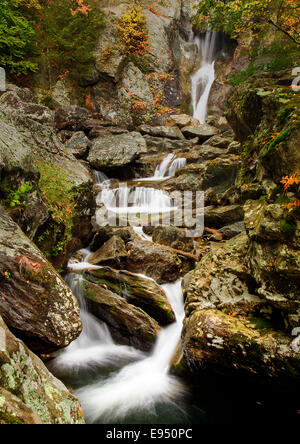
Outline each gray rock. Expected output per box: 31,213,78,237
87,132,147,170
126,239,182,284
80,278,160,351
139,125,184,140
88,235,127,267
181,124,219,141
65,131,90,159
84,266,175,326
0,206,82,353
0,314,84,424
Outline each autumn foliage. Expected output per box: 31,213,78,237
194,0,300,45
117,2,150,56
0,0,104,78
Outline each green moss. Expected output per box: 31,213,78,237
261,127,291,158
37,161,77,258
248,317,274,332
0,410,25,424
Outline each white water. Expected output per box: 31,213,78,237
76,279,185,423
133,154,187,182
191,32,218,124
99,185,177,215
49,274,144,378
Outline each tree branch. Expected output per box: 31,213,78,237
268,19,300,45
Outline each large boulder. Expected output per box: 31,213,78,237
181,124,219,141
88,235,128,267
0,120,39,185
126,239,182,284
181,308,300,385
87,132,147,171
84,267,175,325
184,233,263,316
80,278,160,351
0,207,82,353
244,200,300,327
205,205,244,229
151,225,194,252
0,314,84,424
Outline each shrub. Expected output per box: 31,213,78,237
117,1,150,56
0,0,38,75
35,0,105,83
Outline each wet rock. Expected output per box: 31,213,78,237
0,120,39,185
0,91,54,126
89,226,137,251
163,173,203,192
88,235,127,267
181,124,219,141
185,145,225,163
84,267,175,326
203,135,234,149
19,191,49,240
81,278,160,351
151,226,194,252
0,388,42,424
126,239,182,284
201,156,241,192
0,314,84,424
205,205,244,229
0,206,82,353
122,63,153,106
144,135,198,154
87,132,147,171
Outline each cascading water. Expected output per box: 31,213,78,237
49,258,190,423
191,32,218,124
99,186,177,215
49,151,195,423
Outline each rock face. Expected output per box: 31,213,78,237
182,309,300,384
80,278,160,351
87,132,147,171
0,85,94,268
0,314,84,424
84,267,175,326
0,207,82,354
126,239,182,284
180,232,300,384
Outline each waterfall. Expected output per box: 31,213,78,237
154,153,175,178
99,186,176,214
93,170,108,184
75,279,186,423
191,32,218,124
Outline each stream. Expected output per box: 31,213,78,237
48,156,205,424
47,31,219,424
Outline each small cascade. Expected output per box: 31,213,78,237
154,153,175,178
75,279,186,423
191,31,219,124
49,272,145,378
167,157,187,176
93,170,108,184
99,186,176,214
